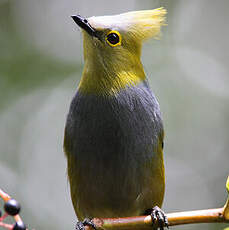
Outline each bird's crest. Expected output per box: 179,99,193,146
88,7,167,41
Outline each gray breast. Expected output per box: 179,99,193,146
64,80,163,217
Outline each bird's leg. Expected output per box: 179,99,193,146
144,206,168,230
75,218,96,230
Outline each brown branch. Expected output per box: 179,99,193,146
86,208,227,230
85,176,229,230
165,208,225,225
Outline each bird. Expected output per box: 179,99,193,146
64,7,167,230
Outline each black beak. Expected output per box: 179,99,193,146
71,15,98,38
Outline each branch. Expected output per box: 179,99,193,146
0,188,26,230
0,176,228,230
85,176,229,230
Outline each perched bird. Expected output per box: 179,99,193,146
64,8,167,230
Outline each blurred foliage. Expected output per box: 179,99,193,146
0,2,78,110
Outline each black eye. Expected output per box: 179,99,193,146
107,33,120,45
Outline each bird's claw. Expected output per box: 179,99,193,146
75,218,96,230
150,206,168,230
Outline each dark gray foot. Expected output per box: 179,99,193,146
145,206,168,230
75,218,96,230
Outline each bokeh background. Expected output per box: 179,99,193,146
0,0,228,229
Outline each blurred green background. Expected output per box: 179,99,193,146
0,0,228,229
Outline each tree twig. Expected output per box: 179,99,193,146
0,188,25,229
85,176,229,230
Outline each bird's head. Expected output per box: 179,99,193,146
71,8,166,95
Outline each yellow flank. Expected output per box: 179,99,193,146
78,7,167,95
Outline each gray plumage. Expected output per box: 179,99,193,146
64,80,164,220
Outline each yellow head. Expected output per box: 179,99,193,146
72,8,166,95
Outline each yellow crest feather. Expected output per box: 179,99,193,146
125,7,167,40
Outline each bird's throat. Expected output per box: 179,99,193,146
78,61,146,95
